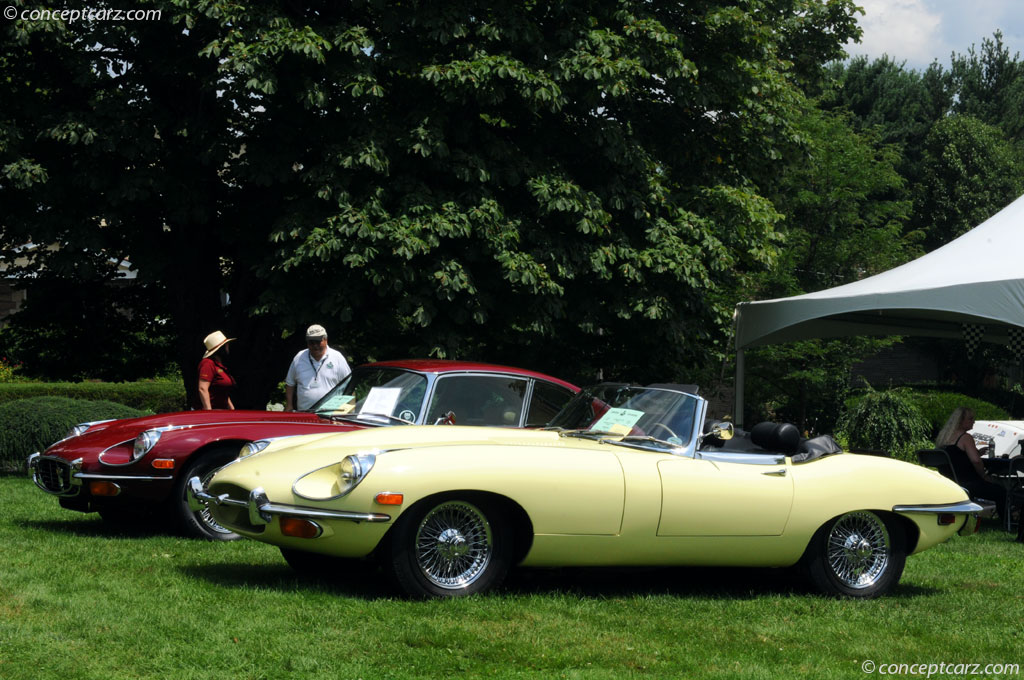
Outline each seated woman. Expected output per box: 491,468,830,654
936,406,1007,517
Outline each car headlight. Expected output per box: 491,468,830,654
337,451,378,497
132,429,162,461
239,439,273,459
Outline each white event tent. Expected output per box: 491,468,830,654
732,194,1024,427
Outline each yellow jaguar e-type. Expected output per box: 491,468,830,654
190,384,983,599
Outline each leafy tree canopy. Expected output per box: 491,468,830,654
1,0,863,396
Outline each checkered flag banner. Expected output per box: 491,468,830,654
1009,326,1024,360
961,323,985,358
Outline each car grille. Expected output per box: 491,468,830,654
35,458,74,493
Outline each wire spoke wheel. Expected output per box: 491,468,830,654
192,465,233,536
414,500,493,590
825,511,890,589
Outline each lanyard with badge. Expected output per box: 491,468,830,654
308,351,326,388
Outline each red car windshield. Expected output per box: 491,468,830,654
308,367,428,424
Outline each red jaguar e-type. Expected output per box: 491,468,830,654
28,359,577,540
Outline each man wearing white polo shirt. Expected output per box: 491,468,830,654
284,324,352,411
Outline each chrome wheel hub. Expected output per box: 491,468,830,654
827,511,890,589
415,500,492,590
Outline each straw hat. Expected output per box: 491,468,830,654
202,330,235,358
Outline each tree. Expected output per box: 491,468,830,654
949,31,1024,142
915,114,1023,251
742,106,915,431
1,0,863,399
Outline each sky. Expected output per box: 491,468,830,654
843,0,1024,71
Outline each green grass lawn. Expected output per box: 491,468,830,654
1,474,1021,680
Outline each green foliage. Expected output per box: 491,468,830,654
835,387,932,462
915,114,1024,251
0,381,185,414
910,391,1009,437
0,0,864,396
0,397,145,471
0,356,24,383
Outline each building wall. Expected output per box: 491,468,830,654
0,281,26,325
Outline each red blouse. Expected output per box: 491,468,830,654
197,357,235,409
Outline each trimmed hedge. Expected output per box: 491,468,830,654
0,381,185,414
838,388,1009,463
910,391,1009,436
0,397,147,472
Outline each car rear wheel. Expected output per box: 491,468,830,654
386,496,511,598
171,447,240,541
803,510,906,598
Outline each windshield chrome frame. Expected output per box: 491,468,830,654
589,387,707,459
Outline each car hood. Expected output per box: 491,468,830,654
42,409,327,459
239,425,567,467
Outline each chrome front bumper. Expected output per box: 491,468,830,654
186,476,391,527
892,500,993,536
27,452,172,496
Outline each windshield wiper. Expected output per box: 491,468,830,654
558,429,623,440
612,435,684,450
330,413,414,425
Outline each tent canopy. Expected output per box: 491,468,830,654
732,194,1024,425
735,194,1024,350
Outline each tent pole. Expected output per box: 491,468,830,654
735,348,745,428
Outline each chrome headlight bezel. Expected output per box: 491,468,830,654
239,438,276,459
62,419,115,442
337,451,377,498
132,429,162,461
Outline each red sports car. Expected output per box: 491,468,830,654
28,360,577,540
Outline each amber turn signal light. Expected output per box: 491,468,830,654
151,459,175,470
375,493,404,506
89,481,121,497
937,513,956,526
280,517,322,539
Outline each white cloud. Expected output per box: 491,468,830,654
844,0,947,68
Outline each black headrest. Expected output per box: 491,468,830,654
750,421,802,454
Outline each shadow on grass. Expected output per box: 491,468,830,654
180,559,940,601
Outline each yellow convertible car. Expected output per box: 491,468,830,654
190,384,983,599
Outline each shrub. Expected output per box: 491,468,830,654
910,391,1009,437
836,387,933,462
0,397,147,472
0,381,185,413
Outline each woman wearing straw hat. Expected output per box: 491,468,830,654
197,330,236,410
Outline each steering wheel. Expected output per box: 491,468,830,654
648,422,679,440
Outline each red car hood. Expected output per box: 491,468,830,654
41,409,329,461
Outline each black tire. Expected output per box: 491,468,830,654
171,447,240,541
386,495,512,598
803,510,906,598
280,547,366,579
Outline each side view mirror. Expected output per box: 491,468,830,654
701,421,734,445
433,411,456,425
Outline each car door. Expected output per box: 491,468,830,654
656,452,794,536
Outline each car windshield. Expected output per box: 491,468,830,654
547,384,700,449
308,367,428,424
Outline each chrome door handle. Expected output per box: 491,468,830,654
762,468,787,477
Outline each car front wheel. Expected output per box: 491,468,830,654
803,510,906,598
386,496,511,598
170,447,240,541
